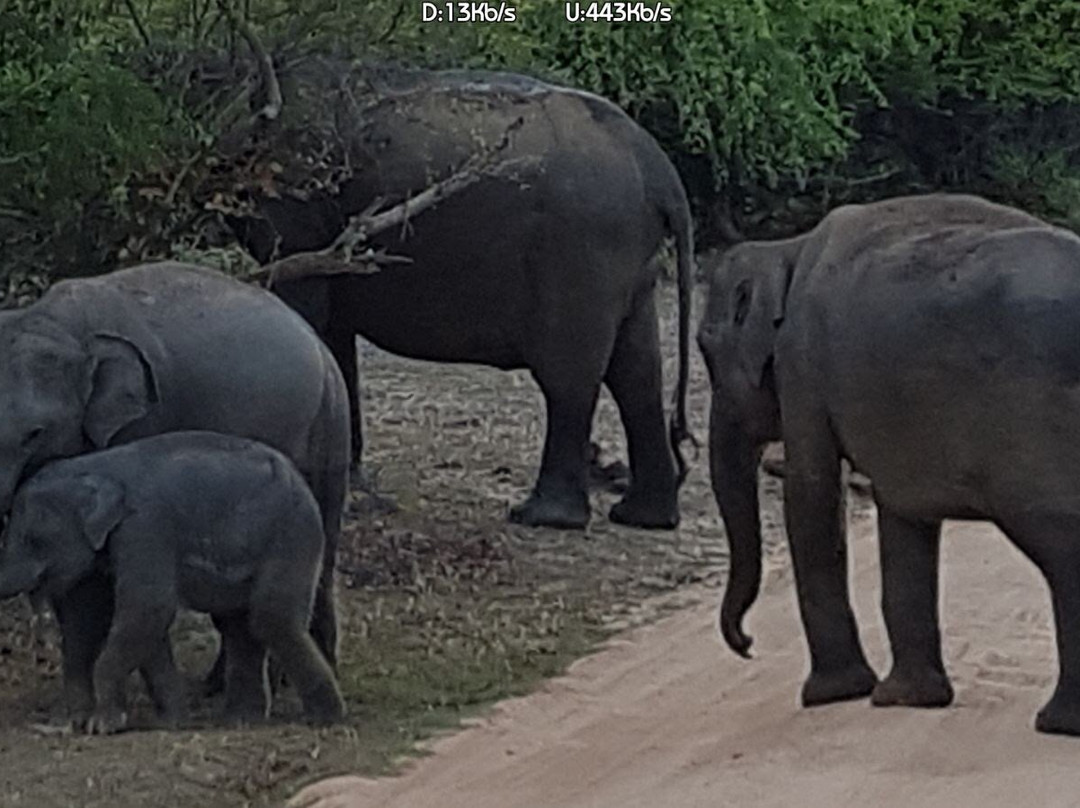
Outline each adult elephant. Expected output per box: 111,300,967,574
241,66,694,531
0,262,349,697
697,194,1080,735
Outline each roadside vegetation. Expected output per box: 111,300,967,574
2,0,1078,288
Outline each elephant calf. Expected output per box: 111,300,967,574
0,431,345,733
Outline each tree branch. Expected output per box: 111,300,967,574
0,151,38,167
0,208,34,222
262,153,539,284
378,0,407,43
252,114,535,286
216,0,282,124
337,155,537,257
122,0,152,48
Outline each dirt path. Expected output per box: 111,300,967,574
289,509,1080,808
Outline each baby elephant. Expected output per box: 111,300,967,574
0,431,345,733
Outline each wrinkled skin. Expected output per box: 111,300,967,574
0,263,349,703
250,66,694,531
700,194,1080,735
0,432,345,732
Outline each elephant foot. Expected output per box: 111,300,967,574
350,490,399,518
350,465,399,516
224,675,270,724
609,492,679,530
801,663,878,707
509,492,589,529
150,690,188,730
304,694,347,727
1035,690,1080,736
224,699,270,726
64,687,96,728
83,708,129,736
66,706,93,734
155,713,183,731
871,668,954,708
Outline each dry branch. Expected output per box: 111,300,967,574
257,114,536,284
216,0,283,124
261,152,540,284
378,0,407,43
332,154,538,258
122,0,152,48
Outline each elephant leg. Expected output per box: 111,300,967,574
218,613,270,723
89,602,175,735
302,409,347,674
139,634,186,728
784,425,877,706
53,574,113,727
323,327,362,471
509,250,617,530
249,602,345,725
509,378,602,529
309,579,338,673
1000,513,1080,735
604,293,679,529
1037,568,1080,736
871,510,953,708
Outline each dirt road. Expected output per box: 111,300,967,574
290,508,1080,808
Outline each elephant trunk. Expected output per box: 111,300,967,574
0,464,22,519
0,560,42,601
709,399,763,658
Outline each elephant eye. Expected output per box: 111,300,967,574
733,282,751,326
21,427,45,448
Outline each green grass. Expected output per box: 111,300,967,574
327,586,606,776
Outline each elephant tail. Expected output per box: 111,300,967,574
666,186,698,486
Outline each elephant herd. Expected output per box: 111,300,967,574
0,67,1078,740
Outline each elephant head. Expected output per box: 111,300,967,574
0,471,126,601
697,238,799,656
0,314,158,515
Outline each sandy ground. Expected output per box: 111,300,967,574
289,507,1080,808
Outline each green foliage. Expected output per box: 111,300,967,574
886,0,1080,105
1,0,1079,284
442,0,1080,232
0,51,169,219
0,1,181,281
472,0,918,188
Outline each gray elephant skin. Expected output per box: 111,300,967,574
0,262,349,682
249,66,694,531
0,431,345,732
698,193,1080,735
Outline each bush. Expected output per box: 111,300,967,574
471,0,1080,238
0,1,184,284
1,0,1078,285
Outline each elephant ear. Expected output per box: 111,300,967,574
736,249,795,388
83,333,160,448
74,474,127,551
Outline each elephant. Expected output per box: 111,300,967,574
0,262,350,707
0,431,345,732
236,64,694,531
697,193,1080,735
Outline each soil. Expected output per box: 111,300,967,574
288,515,1080,808
0,276,780,806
